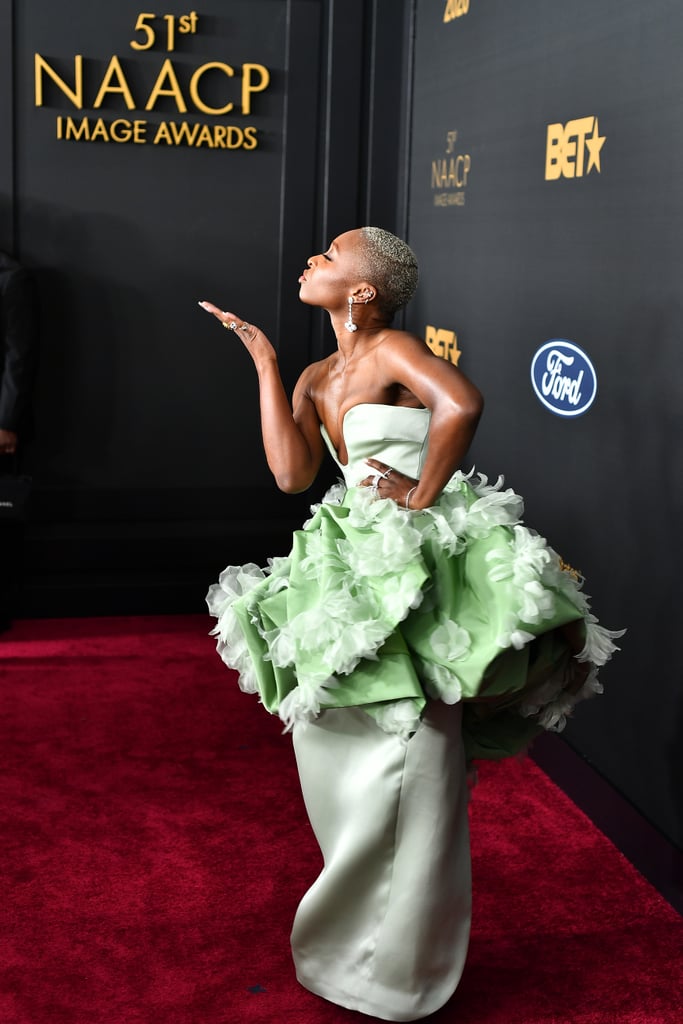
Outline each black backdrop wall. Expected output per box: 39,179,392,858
2,0,681,856
0,0,412,612
406,0,683,852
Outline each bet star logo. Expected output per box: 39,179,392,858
545,116,605,180
425,325,461,365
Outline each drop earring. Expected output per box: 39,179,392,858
345,296,358,332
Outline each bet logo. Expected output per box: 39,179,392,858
425,325,461,365
545,116,605,180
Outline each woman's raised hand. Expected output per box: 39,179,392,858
198,300,277,364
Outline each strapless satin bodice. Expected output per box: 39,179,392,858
320,403,431,487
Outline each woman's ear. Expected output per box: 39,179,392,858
352,283,376,304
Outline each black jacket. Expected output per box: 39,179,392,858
0,252,39,435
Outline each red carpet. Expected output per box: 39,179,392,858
0,615,681,1024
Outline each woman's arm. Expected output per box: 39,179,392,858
364,333,484,509
199,302,324,492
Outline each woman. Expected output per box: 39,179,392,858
201,227,621,1021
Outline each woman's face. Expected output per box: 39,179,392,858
298,229,366,310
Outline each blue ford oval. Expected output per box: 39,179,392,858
530,340,597,418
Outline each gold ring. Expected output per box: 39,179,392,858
222,321,231,329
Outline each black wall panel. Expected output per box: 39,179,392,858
406,0,683,848
3,0,410,614
0,1,13,246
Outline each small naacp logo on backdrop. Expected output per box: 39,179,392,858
426,326,461,365
545,116,605,180
531,340,597,417
431,130,471,208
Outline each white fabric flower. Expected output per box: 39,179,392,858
266,557,290,581
421,662,463,704
379,574,425,623
577,615,626,666
424,505,469,555
304,480,347,528
496,612,535,650
486,525,552,585
297,531,327,579
518,580,556,624
372,699,422,741
519,665,604,732
465,488,524,537
347,486,381,527
429,619,471,662
343,526,421,578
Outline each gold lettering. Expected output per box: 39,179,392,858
564,117,593,177
109,118,133,143
93,56,136,110
89,117,109,141
241,63,270,115
169,120,201,145
225,125,244,149
153,121,174,145
431,155,470,190
35,53,83,108
130,13,156,52
63,115,91,140
189,62,234,115
455,153,470,187
425,326,461,365
431,159,445,189
145,59,187,112
195,123,216,147
545,117,596,180
106,118,147,143
242,125,258,150
444,0,470,23
179,11,199,34
545,123,563,180
134,120,147,144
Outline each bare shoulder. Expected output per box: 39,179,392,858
376,328,484,412
378,327,430,354
377,327,473,378
377,328,459,370
294,355,331,399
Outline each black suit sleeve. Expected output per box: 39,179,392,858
0,267,40,433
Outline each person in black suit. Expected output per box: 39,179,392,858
0,252,39,631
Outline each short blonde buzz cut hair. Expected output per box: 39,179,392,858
357,226,419,318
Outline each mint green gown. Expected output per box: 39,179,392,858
206,403,622,1021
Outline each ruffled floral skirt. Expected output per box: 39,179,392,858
206,471,622,760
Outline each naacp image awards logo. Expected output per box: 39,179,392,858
530,341,597,417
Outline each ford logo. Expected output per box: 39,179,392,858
530,340,597,418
